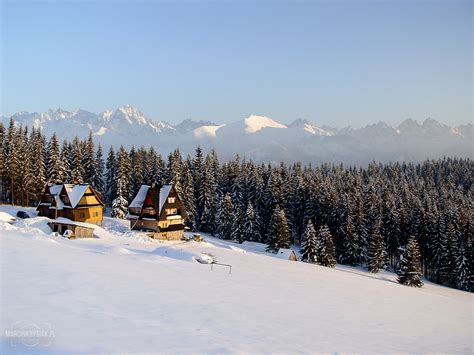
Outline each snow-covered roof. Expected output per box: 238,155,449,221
276,249,296,260
53,195,64,210
46,183,100,210
53,217,95,230
64,184,89,208
129,185,150,209
127,184,175,218
49,184,63,196
159,185,173,214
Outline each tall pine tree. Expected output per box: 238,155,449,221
397,236,424,287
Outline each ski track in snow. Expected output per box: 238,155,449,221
0,205,472,354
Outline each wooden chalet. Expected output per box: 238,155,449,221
37,183,105,225
127,184,187,240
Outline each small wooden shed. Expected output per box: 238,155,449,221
276,248,298,261
48,221,94,239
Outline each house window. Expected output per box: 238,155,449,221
79,212,85,218
168,197,176,204
165,208,177,215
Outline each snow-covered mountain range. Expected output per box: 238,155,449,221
2,106,472,164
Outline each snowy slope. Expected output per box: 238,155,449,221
0,206,471,354
2,107,473,164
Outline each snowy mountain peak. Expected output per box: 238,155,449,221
101,106,148,125
288,118,332,136
397,118,421,133
244,115,287,134
97,106,175,133
421,118,450,135
288,118,312,127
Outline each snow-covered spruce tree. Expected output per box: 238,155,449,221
397,236,424,287
129,146,145,199
383,192,402,267
70,137,84,184
3,118,16,203
193,146,204,226
317,224,336,267
231,206,245,244
143,147,157,186
218,193,234,240
199,154,218,234
83,132,95,184
0,122,4,203
93,144,105,197
60,140,71,183
15,126,31,205
439,218,460,287
244,202,260,242
353,191,368,264
166,148,182,192
111,196,128,219
340,198,360,265
29,129,46,204
105,146,117,206
367,218,386,273
111,146,131,219
47,133,64,183
180,156,197,230
300,220,318,263
8,125,30,205
455,216,473,291
266,205,291,253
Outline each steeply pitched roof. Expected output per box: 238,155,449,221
49,184,63,196
129,185,150,208
159,185,173,214
52,195,64,210
46,183,102,209
64,184,89,208
127,184,175,218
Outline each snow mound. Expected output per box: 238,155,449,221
0,211,16,223
244,115,287,133
228,245,246,253
0,221,18,230
14,217,52,235
112,246,137,255
152,246,198,262
195,253,216,264
122,231,157,243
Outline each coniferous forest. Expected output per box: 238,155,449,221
0,119,472,292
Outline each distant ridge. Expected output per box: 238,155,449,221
2,106,472,164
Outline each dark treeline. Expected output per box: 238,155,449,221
1,119,472,292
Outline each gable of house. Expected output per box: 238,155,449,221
37,183,104,225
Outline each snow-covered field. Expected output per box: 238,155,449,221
0,205,472,354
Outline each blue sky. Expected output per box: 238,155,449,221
1,0,472,127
